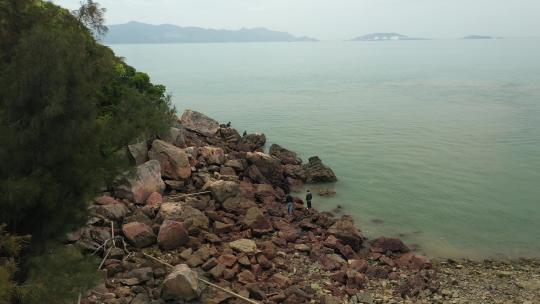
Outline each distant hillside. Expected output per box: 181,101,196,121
462,35,494,40
351,33,428,41
104,21,318,44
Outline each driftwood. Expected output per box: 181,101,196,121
165,191,212,201
142,253,260,304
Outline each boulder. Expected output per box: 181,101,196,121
179,109,220,137
225,159,245,171
229,239,257,254
198,146,225,165
222,196,257,214
246,165,268,184
184,196,209,211
145,192,163,207
269,144,302,165
213,221,233,234
148,139,191,180
219,166,236,176
181,206,210,230
246,152,282,180
271,273,292,288
327,215,364,251
122,222,156,248
157,220,189,250
114,160,166,204
157,202,183,221
209,180,240,203
303,156,337,183
243,207,273,235
370,237,410,253
283,164,307,181
162,264,199,301
94,195,120,205
219,127,242,144
163,127,186,147
157,203,209,229
91,203,130,221
239,133,266,151
237,270,256,285
127,141,149,166
287,177,304,192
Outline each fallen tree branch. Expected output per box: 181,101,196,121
165,191,211,201
142,253,260,304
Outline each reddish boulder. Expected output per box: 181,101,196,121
222,196,257,214
348,259,368,273
243,207,273,235
237,270,256,285
157,220,189,250
148,139,191,180
271,273,292,288
94,195,120,205
327,215,364,251
198,146,225,165
370,237,409,253
218,254,237,267
145,192,163,207
410,254,432,270
209,180,239,203
246,152,283,181
122,222,156,248
114,160,166,205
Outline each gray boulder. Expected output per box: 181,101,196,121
209,180,239,203
163,127,187,147
269,144,302,165
162,264,199,301
127,141,149,165
179,109,220,137
303,156,337,183
114,160,166,205
148,139,191,180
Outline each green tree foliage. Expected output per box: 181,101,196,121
72,0,108,37
19,246,100,304
0,0,175,302
0,225,30,304
0,0,174,245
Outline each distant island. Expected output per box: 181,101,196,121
350,33,428,41
462,35,495,40
104,21,318,44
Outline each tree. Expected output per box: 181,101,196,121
72,0,108,37
0,1,174,302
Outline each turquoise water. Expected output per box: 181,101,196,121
110,39,540,258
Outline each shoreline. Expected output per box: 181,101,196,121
76,109,539,304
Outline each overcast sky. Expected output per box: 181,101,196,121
51,0,540,40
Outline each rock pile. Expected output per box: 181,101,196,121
73,110,435,304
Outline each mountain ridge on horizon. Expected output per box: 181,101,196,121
104,21,318,44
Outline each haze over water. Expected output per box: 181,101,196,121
111,39,540,258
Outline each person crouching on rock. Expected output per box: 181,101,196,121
306,190,312,209
285,193,293,214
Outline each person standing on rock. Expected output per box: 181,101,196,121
285,193,293,214
242,130,247,137
306,190,313,209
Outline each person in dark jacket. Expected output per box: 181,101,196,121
285,194,293,214
306,190,313,209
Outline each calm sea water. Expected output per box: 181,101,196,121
110,39,540,258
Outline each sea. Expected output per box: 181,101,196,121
110,39,540,258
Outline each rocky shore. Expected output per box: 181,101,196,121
72,110,539,304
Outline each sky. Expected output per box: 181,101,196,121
51,0,540,40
